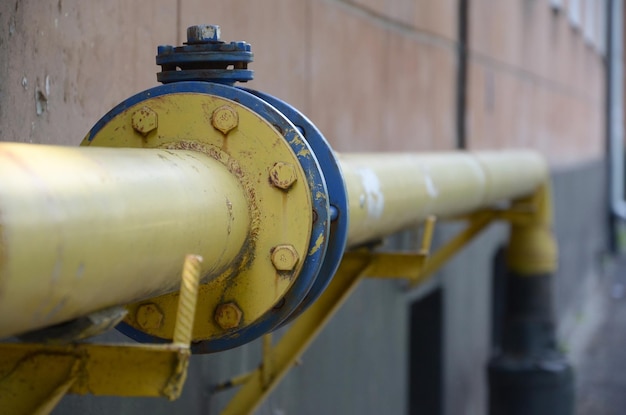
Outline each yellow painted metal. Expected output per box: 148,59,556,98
216,201,542,413
0,253,204,414
506,184,558,275
0,342,188,399
213,372,255,393
339,151,547,246
221,251,373,415
83,92,312,342
409,212,496,288
0,143,248,339
261,334,274,388
0,350,80,415
420,216,437,254
172,255,203,345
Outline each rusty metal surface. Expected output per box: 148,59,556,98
83,88,313,350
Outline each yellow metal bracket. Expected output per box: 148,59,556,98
213,195,553,414
0,255,203,415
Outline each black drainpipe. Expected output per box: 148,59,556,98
455,0,469,149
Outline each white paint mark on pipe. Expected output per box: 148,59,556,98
420,165,439,198
356,168,384,219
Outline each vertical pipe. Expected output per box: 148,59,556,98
608,0,626,251
488,185,574,415
456,0,470,149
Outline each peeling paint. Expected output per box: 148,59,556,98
420,165,439,198
44,296,69,321
35,76,50,116
226,198,233,235
355,168,384,219
309,233,325,255
75,262,85,279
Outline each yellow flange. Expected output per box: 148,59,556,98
82,92,312,344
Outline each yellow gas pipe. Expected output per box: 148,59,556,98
0,142,549,339
340,151,547,246
0,143,250,339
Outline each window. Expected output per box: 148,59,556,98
595,0,608,54
569,0,582,28
550,0,563,11
584,0,595,44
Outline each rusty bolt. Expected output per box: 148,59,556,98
135,303,164,330
131,106,158,136
271,244,300,271
211,105,239,134
187,24,221,43
269,162,297,190
214,302,243,330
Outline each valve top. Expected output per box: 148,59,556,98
156,24,253,85
186,24,221,44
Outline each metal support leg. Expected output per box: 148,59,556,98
220,252,373,415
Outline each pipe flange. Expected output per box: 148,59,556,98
82,82,328,352
243,89,349,326
156,25,253,86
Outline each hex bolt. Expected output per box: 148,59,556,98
187,24,221,43
214,302,243,330
211,105,239,134
131,106,158,136
135,303,164,330
269,162,297,190
271,244,300,271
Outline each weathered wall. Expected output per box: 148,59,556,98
0,0,176,146
467,0,605,167
0,0,608,414
0,0,459,152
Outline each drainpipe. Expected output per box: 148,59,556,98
488,185,574,415
608,0,626,241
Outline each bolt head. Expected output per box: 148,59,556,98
211,105,239,134
269,162,297,190
271,244,300,271
131,106,158,136
214,302,243,330
135,303,164,330
187,24,221,43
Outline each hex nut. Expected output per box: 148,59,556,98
269,162,297,190
271,244,299,271
214,302,243,330
211,105,239,134
131,106,158,136
135,303,164,330
187,24,221,43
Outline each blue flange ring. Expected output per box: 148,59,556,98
243,89,349,325
84,81,330,353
